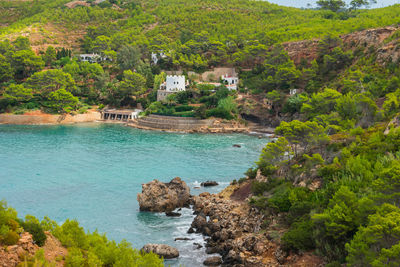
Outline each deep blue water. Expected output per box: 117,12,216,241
0,123,268,266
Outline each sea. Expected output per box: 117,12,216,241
0,123,268,266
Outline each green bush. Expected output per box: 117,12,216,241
206,107,233,120
251,179,283,196
282,219,315,252
173,110,195,117
175,105,193,112
251,181,271,196
249,196,269,210
21,221,47,246
245,167,258,179
238,177,247,184
3,231,20,245
268,184,292,212
287,202,313,225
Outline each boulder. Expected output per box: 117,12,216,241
191,213,207,233
141,244,179,259
203,256,222,266
201,181,219,187
194,242,203,249
166,211,181,217
137,177,190,212
233,144,241,148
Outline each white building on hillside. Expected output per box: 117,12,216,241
151,52,167,65
221,74,239,90
79,53,111,63
157,75,186,101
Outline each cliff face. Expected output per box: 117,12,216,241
283,26,399,65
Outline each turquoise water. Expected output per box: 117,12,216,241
0,123,268,266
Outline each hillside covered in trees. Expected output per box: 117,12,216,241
2,0,400,265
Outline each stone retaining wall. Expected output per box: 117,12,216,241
136,114,212,130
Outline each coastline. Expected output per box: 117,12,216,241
138,178,324,266
0,111,275,134
0,110,101,125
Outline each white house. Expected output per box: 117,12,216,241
79,53,111,63
221,74,239,90
157,75,186,101
151,52,166,65
289,89,298,95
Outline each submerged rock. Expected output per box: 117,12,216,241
166,211,181,217
137,177,190,212
201,181,219,187
141,244,179,259
193,242,203,249
174,237,193,241
203,256,222,266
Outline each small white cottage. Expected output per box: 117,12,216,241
157,75,186,101
221,74,239,90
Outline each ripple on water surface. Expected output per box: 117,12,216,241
0,123,268,266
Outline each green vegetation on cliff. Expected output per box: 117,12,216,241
0,201,163,266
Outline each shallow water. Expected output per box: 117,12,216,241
0,123,268,266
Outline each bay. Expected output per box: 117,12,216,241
0,123,268,266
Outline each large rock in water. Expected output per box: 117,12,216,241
137,177,190,212
141,244,179,259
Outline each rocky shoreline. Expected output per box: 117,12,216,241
0,112,275,135
138,178,324,266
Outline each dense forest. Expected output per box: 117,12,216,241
1,0,400,265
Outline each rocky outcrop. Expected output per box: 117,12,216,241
283,39,320,65
283,26,399,65
204,256,222,266
201,181,219,187
166,211,181,217
141,244,179,259
189,191,324,266
137,177,190,212
0,232,38,267
190,193,267,266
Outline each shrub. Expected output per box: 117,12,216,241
245,167,257,179
282,219,315,252
206,107,234,120
249,196,269,210
21,221,47,246
238,177,247,184
268,184,292,212
174,105,193,112
194,105,207,119
251,179,283,196
287,202,313,225
251,181,271,196
3,231,19,245
7,219,19,232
